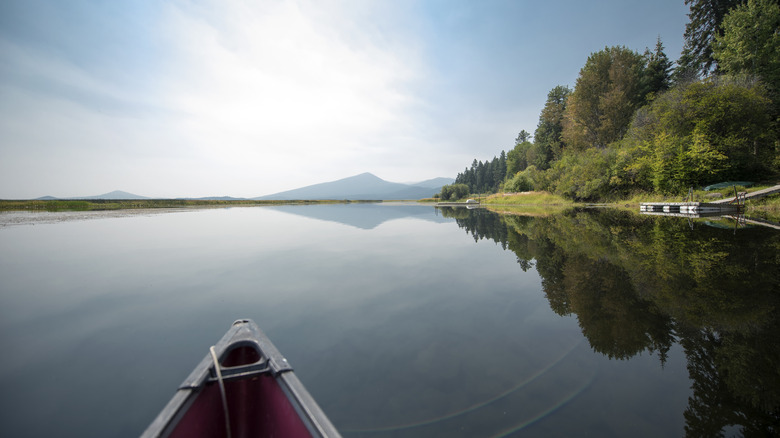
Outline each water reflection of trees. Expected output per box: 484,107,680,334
444,207,780,436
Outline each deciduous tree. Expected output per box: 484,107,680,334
631,76,775,193
506,140,531,176
562,46,647,150
712,0,780,101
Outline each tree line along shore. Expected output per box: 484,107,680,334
436,0,779,205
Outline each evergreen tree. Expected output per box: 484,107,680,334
476,160,486,192
534,85,571,166
495,151,507,188
677,0,745,78
456,154,509,194
515,130,531,144
642,38,674,97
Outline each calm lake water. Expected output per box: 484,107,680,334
0,204,777,437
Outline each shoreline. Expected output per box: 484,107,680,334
0,198,383,213
2,192,777,227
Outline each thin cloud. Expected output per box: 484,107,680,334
157,0,426,195
0,0,689,198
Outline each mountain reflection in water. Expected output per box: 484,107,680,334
439,207,780,437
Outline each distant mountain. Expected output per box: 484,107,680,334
28,175,454,201
68,190,149,200
76,190,149,200
35,191,149,200
254,173,449,200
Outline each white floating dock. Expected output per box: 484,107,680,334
640,202,741,214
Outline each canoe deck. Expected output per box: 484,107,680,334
142,319,341,438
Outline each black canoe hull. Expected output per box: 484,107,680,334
142,319,341,438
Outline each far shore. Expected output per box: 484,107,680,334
2,186,778,222
0,198,384,212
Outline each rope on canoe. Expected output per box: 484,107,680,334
210,346,232,438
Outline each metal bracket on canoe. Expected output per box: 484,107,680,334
178,320,295,391
204,357,294,384
205,359,272,383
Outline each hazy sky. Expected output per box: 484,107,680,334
0,0,689,198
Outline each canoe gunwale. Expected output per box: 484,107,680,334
141,319,341,438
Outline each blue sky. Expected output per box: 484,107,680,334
0,0,689,198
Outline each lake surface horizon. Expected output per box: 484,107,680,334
0,204,777,437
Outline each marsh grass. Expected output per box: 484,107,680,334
0,199,381,212
45,201,91,211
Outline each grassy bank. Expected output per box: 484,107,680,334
745,196,780,223
475,185,780,222
481,183,779,207
615,184,776,205
483,191,576,206
0,199,381,212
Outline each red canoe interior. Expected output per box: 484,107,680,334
168,346,313,438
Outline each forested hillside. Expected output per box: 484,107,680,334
444,0,779,201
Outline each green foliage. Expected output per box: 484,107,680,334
505,166,536,192
678,0,744,78
623,76,776,193
448,10,778,202
526,142,551,170
545,148,617,201
455,154,507,194
506,141,531,176
534,85,571,167
515,130,531,144
713,0,780,103
608,129,655,194
438,183,470,201
505,165,551,193
530,70,776,201
641,38,674,97
563,46,648,149
650,132,695,193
